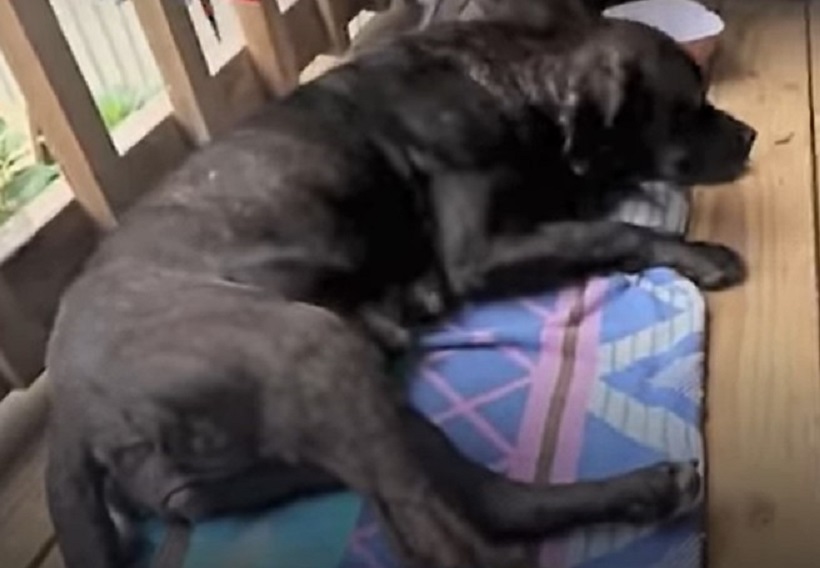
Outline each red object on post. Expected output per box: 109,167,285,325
199,0,220,39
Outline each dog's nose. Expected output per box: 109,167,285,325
740,125,757,155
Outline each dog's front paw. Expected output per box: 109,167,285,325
616,461,702,524
675,242,747,290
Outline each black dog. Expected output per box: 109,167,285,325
46,15,754,568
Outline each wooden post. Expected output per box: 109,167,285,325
133,0,224,145
0,0,119,230
316,0,352,54
233,0,299,96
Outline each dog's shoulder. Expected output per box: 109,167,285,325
303,27,542,172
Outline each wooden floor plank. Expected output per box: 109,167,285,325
691,0,820,565
810,0,820,291
0,422,52,568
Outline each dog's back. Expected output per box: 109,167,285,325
76,23,577,306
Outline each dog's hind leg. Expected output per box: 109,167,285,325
253,302,527,567
400,406,701,539
46,419,123,568
252,303,697,566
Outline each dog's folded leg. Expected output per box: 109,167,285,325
357,305,414,353
475,220,747,295
356,271,451,353
429,169,500,297
47,423,122,568
400,407,701,538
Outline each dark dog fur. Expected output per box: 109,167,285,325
46,13,754,568
392,0,625,30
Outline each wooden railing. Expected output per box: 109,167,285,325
0,0,392,393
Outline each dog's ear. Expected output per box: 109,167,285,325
558,51,630,176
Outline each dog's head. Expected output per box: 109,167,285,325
555,19,755,186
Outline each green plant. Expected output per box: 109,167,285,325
95,85,149,130
0,117,59,225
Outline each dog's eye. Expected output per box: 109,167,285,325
668,150,693,176
660,146,693,178
675,154,693,174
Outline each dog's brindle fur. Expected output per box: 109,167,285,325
46,17,754,568
386,0,625,31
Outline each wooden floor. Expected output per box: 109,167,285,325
4,0,820,566
693,0,820,565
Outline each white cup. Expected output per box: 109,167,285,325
604,0,725,70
